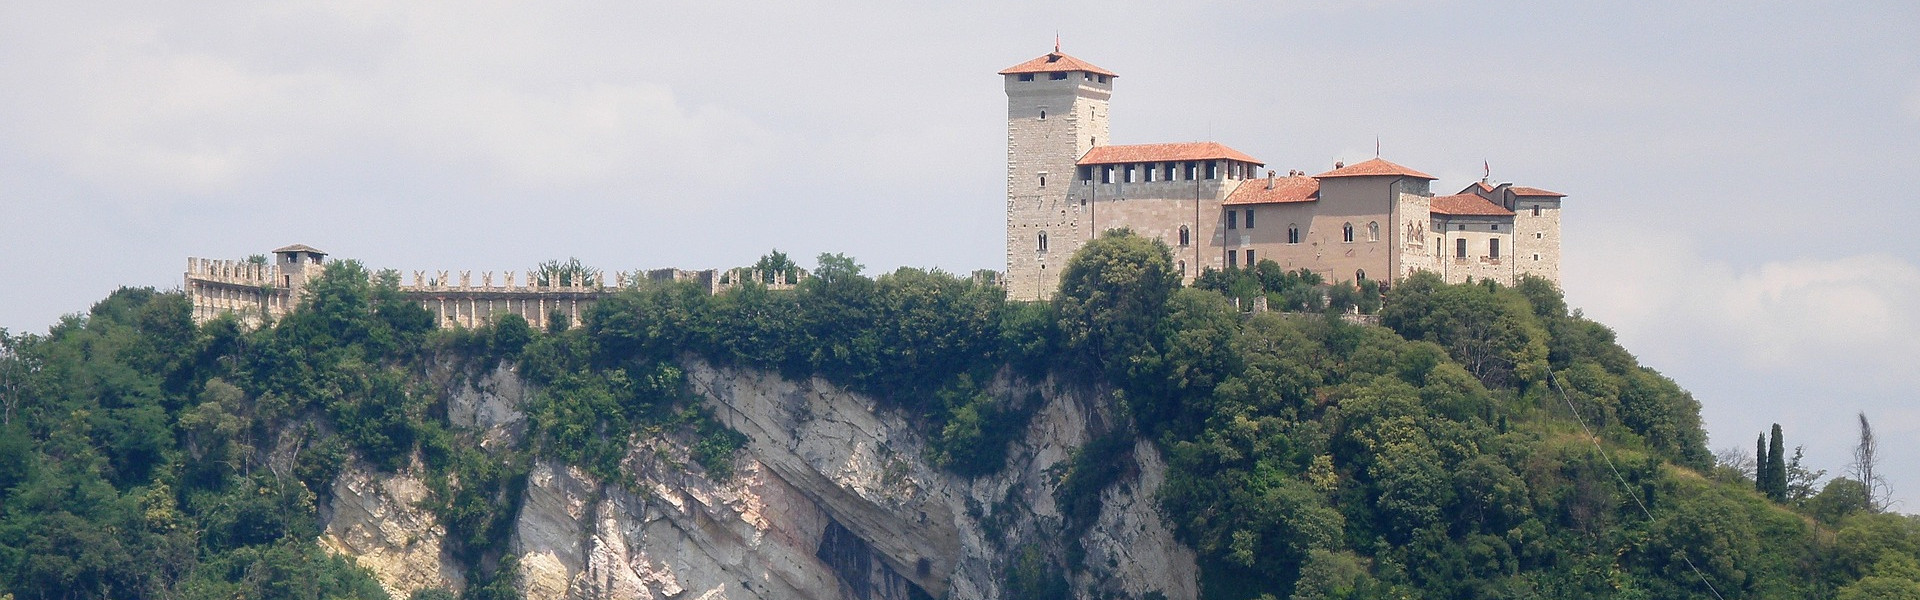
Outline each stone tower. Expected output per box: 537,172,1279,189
272,243,327,297
1001,48,1114,301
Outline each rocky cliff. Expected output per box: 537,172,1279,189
320,358,1197,600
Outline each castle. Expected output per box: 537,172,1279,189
1001,48,1565,300
187,48,1569,325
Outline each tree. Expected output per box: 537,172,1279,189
534,257,600,288
1756,433,1771,495
1765,424,1788,502
1851,413,1891,512
1053,229,1179,384
752,249,800,284
1784,445,1826,503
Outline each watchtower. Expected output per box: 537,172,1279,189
1001,47,1115,300
272,244,327,295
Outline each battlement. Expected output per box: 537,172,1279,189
185,248,825,329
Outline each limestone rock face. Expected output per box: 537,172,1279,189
318,466,466,599
325,358,1199,600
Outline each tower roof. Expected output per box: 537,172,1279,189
272,244,327,255
1313,158,1436,180
1077,142,1260,165
999,51,1117,77
1430,193,1514,216
1510,186,1565,197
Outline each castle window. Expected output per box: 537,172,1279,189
1287,224,1300,244
1227,250,1237,268
1039,109,1046,119
1457,224,1465,231
1019,73,1034,81
1533,253,1541,261
1342,222,1354,243
1101,166,1113,184
1245,249,1255,265
1491,224,1499,231
1179,225,1190,246
1039,173,1047,187
1084,73,1092,81
1050,72,1068,80
1080,166,1093,181
1205,161,1219,179
1185,162,1198,180
1245,209,1254,228
1535,232,1543,239
1456,238,1467,258
1489,238,1500,259
1356,269,1366,281
1367,221,1379,242
1038,232,1049,252
1098,75,1109,83
1226,210,1238,230
1125,164,1137,183
1532,205,1541,216
1178,260,1186,275
1163,162,1176,180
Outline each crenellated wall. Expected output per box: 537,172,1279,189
185,252,849,330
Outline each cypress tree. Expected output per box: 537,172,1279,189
1755,433,1770,494
1766,424,1789,502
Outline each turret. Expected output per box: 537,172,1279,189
1002,47,1116,300
272,244,327,295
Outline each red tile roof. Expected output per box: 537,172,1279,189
999,52,1118,77
1313,158,1437,180
1430,193,1515,216
1510,186,1565,197
1077,142,1261,165
1224,176,1319,205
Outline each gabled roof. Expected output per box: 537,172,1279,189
1510,186,1565,197
1430,194,1514,217
1077,142,1261,166
999,52,1118,77
1224,176,1319,206
272,244,327,255
1313,158,1437,180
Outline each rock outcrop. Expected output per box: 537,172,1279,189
319,358,1199,600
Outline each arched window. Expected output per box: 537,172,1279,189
1342,222,1354,243
1367,221,1380,242
1287,224,1300,244
1039,109,1047,120
1178,225,1191,247
1177,260,1187,276
1038,232,1049,252
1356,269,1366,281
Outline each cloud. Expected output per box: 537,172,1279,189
1574,240,1920,385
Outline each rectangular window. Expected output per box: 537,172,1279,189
1185,162,1198,180
1456,238,1467,258
1101,166,1113,184
1164,162,1176,180
1244,209,1254,229
1532,205,1541,216
1489,238,1501,258
1079,166,1093,181
1050,72,1068,80
1227,251,1237,268
1205,161,1219,179
1226,211,1238,230
1141,164,1154,182
1124,164,1136,183
1245,249,1254,265
1019,73,1034,81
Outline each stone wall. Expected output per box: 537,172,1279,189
1004,72,1110,301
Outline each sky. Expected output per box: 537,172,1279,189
2,0,1917,508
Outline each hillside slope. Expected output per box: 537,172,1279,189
0,233,1914,599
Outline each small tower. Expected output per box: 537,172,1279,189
272,244,327,295
1002,47,1115,300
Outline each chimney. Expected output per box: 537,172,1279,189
1266,170,1276,189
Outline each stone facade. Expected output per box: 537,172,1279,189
1001,49,1566,298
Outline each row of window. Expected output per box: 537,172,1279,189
1016,72,1111,84
1453,238,1500,259
1079,160,1263,184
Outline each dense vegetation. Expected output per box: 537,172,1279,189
0,231,1915,599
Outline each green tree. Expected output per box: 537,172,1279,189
1766,424,1788,502
1054,229,1179,386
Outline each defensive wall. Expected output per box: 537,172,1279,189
185,252,806,329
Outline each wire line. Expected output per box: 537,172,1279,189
1546,369,1727,600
